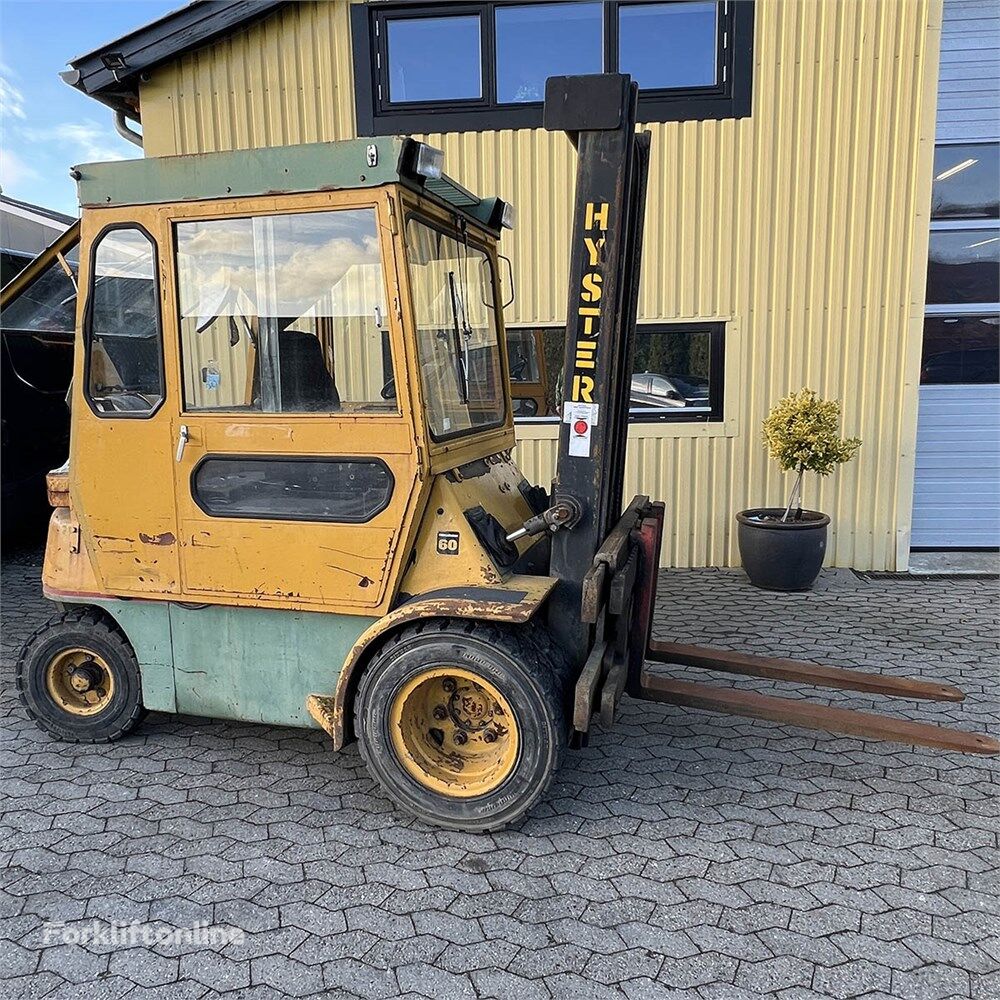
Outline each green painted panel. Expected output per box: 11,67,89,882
167,604,374,728
74,136,502,236
89,599,176,713
76,137,406,207
58,595,374,727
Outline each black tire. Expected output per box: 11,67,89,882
16,606,146,743
356,619,566,832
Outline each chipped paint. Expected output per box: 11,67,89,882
139,531,176,546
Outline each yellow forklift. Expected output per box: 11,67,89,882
5,76,997,832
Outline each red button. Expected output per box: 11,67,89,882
573,419,588,435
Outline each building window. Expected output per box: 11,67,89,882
506,321,724,423
174,208,396,415
496,3,603,104
616,2,718,89
922,141,999,387
84,225,163,417
931,144,1000,220
387,14,483,103
352,1,755,135
921,315,999,385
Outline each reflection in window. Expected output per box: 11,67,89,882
195,457,393,522
1,256,78,338
387,15,482,103
506,328,541,383
618,1,718,90
406,218,505,439
926,229,1000,305
631,327,713,414
931,144,999,220
495,3,602,103
87,228,162,414
509,324,723,422
175,208,394,414
921,315,999,385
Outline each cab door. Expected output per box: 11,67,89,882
69,210,182,596
163,190,422,614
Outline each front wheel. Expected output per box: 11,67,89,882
355,621,566,832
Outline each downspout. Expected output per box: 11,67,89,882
114,110,143,149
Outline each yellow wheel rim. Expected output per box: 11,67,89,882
44,648,115,717
389,667,519,798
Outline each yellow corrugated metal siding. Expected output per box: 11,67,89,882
139,0,941,570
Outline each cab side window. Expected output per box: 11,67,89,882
86,226,163,415
174,208,395,415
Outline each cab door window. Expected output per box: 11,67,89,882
85,226,163,416
174,208,395,414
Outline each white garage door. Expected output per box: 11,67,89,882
912,383,1000,547
912,385,1000,549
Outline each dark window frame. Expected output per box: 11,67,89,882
83,221,165,420
510,320,726,424
191,453,396,524
352,0,755,135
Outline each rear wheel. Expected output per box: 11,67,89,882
16,607,146,743
356,620,565,832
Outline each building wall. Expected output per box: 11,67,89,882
138,0,942,570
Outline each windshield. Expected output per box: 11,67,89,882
406,217,505,439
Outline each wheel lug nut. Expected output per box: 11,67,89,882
442,679,456,693
432,705,447,720
483,730,497,744
453,730,468,745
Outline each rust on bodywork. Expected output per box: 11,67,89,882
46,468,71,509
139,531,176,546
311,575,558,750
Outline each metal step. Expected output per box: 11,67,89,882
638,671,1000,755
646,641,965,703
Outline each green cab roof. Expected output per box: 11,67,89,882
73,136,506,233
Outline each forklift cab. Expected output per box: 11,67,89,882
44,138,538,617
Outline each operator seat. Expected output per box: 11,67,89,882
275,325,341,411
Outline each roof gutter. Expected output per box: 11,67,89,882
113,110,143,149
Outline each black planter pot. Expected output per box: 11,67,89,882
736,508,831,592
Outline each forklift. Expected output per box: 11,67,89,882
5,76,997,833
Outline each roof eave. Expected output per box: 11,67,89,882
62,1,287,118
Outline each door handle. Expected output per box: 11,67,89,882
175,424,190,463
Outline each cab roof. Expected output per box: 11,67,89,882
72,136,507,235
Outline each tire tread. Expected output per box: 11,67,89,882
355,617,566,832
15,605,146,743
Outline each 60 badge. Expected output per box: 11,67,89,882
436,531,460,555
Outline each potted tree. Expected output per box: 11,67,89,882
737,389,861,591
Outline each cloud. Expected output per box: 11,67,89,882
21,120,130,164
0,146,38,187
0,72,26,120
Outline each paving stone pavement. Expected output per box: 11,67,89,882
2,546,998,1000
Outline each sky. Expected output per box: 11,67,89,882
0,0,175,216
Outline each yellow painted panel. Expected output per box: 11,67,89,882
138,0,942,571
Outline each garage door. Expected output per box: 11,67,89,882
912,383,1000,547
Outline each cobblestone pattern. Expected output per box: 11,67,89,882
2,550,998,999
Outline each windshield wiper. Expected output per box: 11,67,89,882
447,270,470,404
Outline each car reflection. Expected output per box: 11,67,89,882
630,372,710,408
